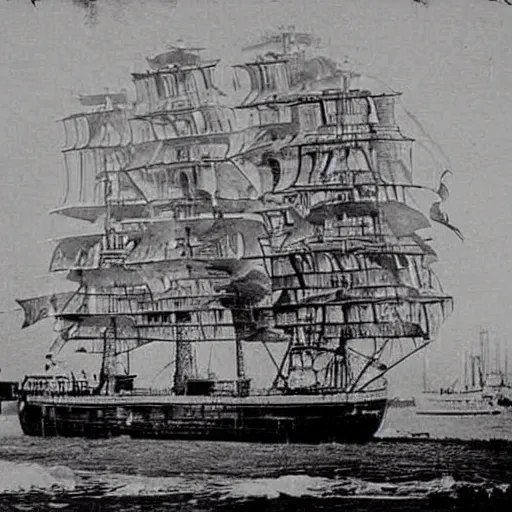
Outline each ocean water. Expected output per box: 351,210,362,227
0,407,511,511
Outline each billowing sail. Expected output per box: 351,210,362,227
50,234,103,272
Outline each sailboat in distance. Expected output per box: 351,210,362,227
417,330,503,416
16,30,456,443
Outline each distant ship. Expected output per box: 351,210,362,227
16,30,456,443
417,330,504,416
388,397,416,408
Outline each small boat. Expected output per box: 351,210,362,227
416,389,502,416
416,330,504,416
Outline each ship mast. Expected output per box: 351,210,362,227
98,153,130,395
16,32,456,401
242,48,454,394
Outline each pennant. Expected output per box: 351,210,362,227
16,291,76,329
429,169,463,241
430,202,464,241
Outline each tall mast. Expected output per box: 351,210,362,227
18,34,457,402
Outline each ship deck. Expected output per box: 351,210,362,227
23,389,387,407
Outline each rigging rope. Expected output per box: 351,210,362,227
0,308,22,315
359,71,452,170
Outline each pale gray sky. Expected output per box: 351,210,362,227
1,0,511,395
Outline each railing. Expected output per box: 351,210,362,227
21,376,95,397
21,378,257,399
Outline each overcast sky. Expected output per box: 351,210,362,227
1,0,511,395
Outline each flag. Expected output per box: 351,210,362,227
429,169,463,241
16,291,76,329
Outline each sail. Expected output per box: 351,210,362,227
16,291,77,329
62,109,132,151
235,60,291,106
132,59,221,116
374,139,413,184
305,200,429,235
18,35,457,400
380,201,431,237
56,108,142,221
49,234,103,272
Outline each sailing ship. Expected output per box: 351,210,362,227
16,30,456,443
416,331,504,416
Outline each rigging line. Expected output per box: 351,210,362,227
358,339,431,392
151,359,176,386
398,103,451,170
415,138,445,172
359,71,452,168
0,308,22,315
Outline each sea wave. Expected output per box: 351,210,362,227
104,473,511,501
0,460,76,494
1,459,509,503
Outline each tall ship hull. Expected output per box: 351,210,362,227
16,32,457,443
18,389,387,443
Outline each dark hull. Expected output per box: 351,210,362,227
18,394,387,444
18,401,126,438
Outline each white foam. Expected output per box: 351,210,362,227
102,472,481,501
106,474,208,497
226,474,333,499
0,461,76,493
